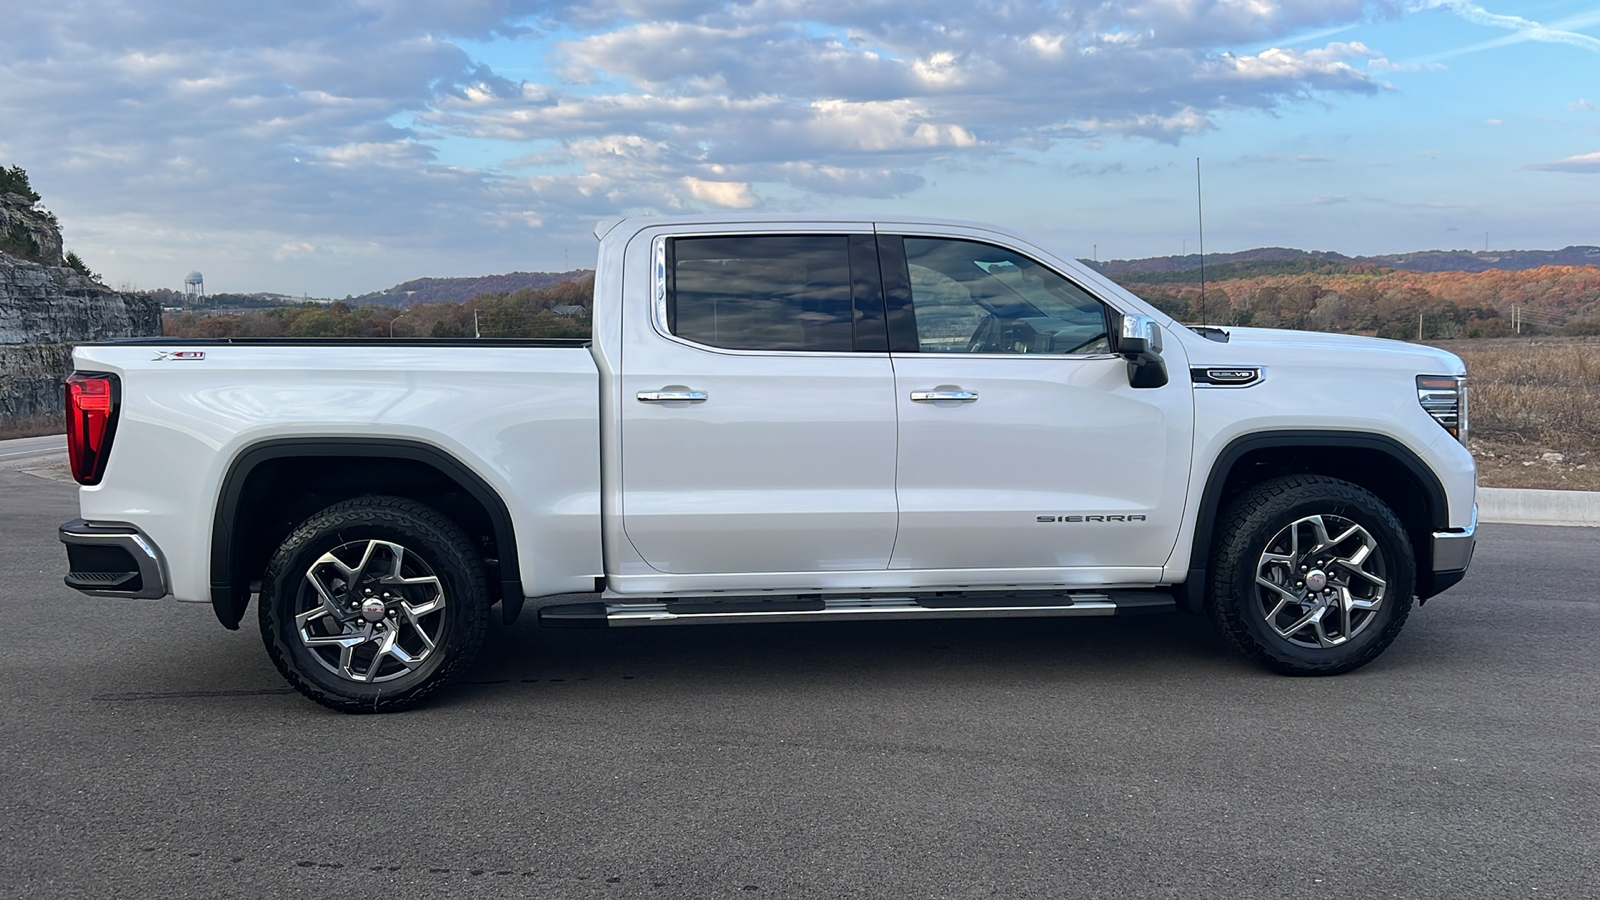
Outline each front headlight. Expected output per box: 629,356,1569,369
1417,375,1467,444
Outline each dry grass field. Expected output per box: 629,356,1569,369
1433,336,1600,490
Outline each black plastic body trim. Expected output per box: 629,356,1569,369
1426,568,1469,597
210,438,523,630
1181,430,1451,613
875,235,920,354
59,518,169,599
849,234,890,352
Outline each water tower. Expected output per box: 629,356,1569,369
183,271,204,298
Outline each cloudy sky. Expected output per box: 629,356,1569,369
2,1,1597,296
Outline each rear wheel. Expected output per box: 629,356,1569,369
1209,475,1414,676
259,496,489,712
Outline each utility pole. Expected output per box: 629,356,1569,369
474,309,481,338
1418,310,1423,341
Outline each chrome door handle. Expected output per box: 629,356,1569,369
637,390,708,403
910,390,978,402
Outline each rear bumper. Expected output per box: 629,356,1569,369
59,519,170,600
1422,503,1477,599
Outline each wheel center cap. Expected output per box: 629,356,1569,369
1305,570,1328,592
360,597,388,623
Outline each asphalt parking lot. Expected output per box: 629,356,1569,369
2,463,1596,899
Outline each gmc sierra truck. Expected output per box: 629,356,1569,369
58,215,1477,712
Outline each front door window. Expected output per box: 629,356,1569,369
902,237,1111,356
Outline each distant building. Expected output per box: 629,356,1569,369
551,305,586,318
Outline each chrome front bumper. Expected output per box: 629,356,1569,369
1432,503,1478,573
1422,503,1477,599
59,519,170,600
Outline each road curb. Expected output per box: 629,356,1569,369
1479,487,1600,528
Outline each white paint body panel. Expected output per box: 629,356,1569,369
877,220,1195,572
72,344,602,602
1163,325,1474,579
889,352,1194,569
614,220,900,575
71,213,1477,610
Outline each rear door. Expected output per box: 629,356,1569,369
618,228,900,575
879,229,1194,572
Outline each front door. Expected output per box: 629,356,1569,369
879,232,1194,572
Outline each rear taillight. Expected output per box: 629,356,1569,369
65,372,120,485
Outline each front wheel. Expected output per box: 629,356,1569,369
259,496,490,712
1209,475,1415,676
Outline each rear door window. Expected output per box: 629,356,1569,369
668,235,856,352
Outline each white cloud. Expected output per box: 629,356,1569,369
1527,152,1600,173
1223,42,1376,83
1414,1,1600,59
273,242,326,261
682,177,761,208
0,1,1412,291
1368,56,1445,71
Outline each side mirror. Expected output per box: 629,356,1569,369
1113,313,1168,389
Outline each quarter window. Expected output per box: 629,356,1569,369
669,236,855,352
902,238,1110,355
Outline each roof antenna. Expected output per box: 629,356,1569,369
1196,157,1207,328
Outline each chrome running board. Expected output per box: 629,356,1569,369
539,591,1174,628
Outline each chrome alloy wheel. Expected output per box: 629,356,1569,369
1254,514,1387,649
295,539,447,683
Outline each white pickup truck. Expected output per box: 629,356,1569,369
59,214,1477,712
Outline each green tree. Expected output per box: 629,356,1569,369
64,250,95,279
287,309,363,337
0,165,41,203
1,220,43,263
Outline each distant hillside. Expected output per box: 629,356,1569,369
1112,263,1600,341
1364,247,1600,273
1091,246,1600,280
355,269,594,307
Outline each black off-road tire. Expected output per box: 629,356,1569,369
259,496,490,713
1208,475,1415,676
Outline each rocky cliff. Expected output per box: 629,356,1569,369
0,191,65,267
1,191,160,430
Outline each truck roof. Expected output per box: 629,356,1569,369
595,212,1026,242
